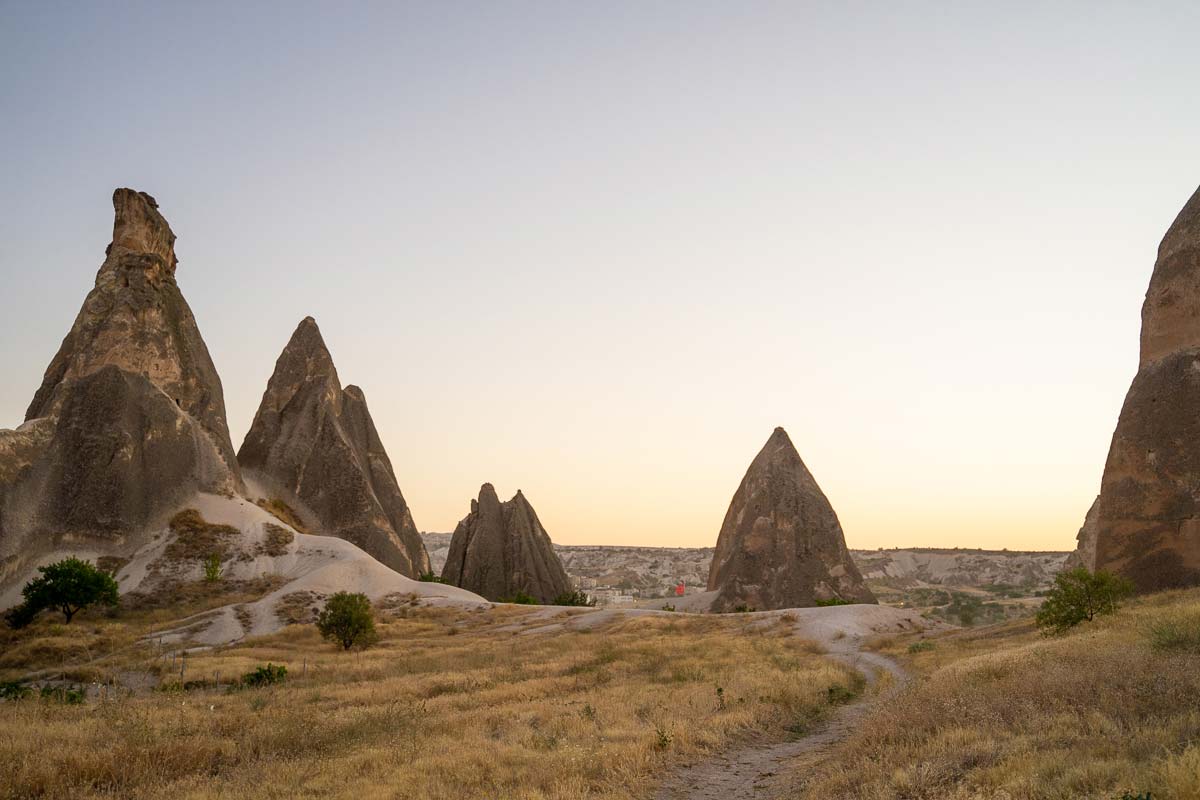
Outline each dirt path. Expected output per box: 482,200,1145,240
653,638,906,800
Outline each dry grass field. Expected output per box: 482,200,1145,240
787,588,1200,800
0,599,859,800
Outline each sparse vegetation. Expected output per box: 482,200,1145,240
5,557,119,628
0,680,30,700
241,663,287,687
417,571,444,583
316,591,378,650
552,589,596,607
254,498,308,534
257,523,294,556
163,509,240,563
907,640,934,653
0,603,854,799
815,597,852,607
501,590,538,605
1036,567,1134,635
732,603,756,613
790,588,1200,799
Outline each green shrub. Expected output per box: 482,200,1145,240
501,591,538,605
552,590,596,607
732,604,756,613
908,640,935,654
202,553,223,583
0,681,31,701
40,685,86,704
1036,568,1134,635
661,603,676,612
815,597,852,607
417,572,444,583
242,663,287,687
5,557,119,628
316,591,379,650
1148,613,1200,654
654,726,673,750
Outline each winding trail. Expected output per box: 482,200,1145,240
653,635,908,800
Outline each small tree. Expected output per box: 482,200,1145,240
552,590,596,607
5,557,119,628
202,553,223,583
316,592,378,650
1036,568,1133,635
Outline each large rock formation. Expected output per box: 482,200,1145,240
441,484,572,603
707,427,875,612
0,189,243,590
1079,184,1200,592
237,318,430,577
1064,496,1099,572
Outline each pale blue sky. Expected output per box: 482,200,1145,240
2,2,1199,548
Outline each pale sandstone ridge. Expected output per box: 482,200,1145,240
0,189,243,592
1081,184,1200,591
707,427,875,612
237,317,430,577
441,484,572,603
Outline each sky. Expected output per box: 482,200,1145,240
2,2,1199,551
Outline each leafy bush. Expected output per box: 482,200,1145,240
417,572,444,583
316,591,379,650
732,604,756,613
202,553,223,583
242,663,287,687
553,590,596,607
815,597,852,607
908,640,935,654
1036,568,1134,635
0,681,31,701
501,591,538,605
5,557,119,628
654,726,673,750
661,603,676,612
40,685,86,704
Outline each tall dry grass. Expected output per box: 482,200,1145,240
0,604,856,799
790,588,1200,800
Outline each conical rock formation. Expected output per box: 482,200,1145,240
441,484,572,603
0,189,242,590
707,427,875,612
1080,184,1200,591
238,318,430,577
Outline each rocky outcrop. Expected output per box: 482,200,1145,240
1064,496,1099,572
441,484,572,603
0,189,243,590
237,318,429,577
1082,185,1200,592
707,427,875,611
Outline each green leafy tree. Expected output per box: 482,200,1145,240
316,591,379,650
5,557,119,628
1036,568,1133,635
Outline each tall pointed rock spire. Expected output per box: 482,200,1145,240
707,427,875,611
441,484,572,603
238,317,430,577
1,189,243,591
1078,184,1200,591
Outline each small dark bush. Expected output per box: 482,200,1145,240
0,680,32,700
317,591,379,650
661,603,676,612
501,591,538,605
732,604,756,613
815,597,852,607
417,572,444,583
40,685,86,704
242,663,287,687
553,590,596,607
